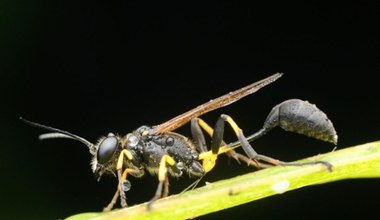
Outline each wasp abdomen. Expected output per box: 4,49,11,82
264,99,338,145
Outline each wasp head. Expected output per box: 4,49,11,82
91,133,123,180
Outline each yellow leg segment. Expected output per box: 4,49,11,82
222,114,241,137
122,168,135,181
158,155,175,181
197,118,214,137
117,149,133,170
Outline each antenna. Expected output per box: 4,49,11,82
20,117,96,153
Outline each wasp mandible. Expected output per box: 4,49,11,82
21,72,338,211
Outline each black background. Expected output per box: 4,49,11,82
1,1,380,219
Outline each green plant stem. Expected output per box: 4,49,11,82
66,140,380,220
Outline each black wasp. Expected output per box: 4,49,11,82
21,73,338,211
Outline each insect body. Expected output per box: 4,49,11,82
21,73,338,211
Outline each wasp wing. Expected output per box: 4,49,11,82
152,73,283,134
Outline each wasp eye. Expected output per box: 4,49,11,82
97,134,119,164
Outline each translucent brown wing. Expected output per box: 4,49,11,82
152,73,283,134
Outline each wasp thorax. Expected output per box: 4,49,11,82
97,133,119,164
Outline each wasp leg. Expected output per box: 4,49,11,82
103,168,144,211
230,151,273,168
103,185,120,212
192,118,232,172
147,154,176,210
220,114,333,171
113,149,145,209
191,118,208,153
194,117,262,171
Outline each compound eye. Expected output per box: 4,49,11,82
97,134,119,164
